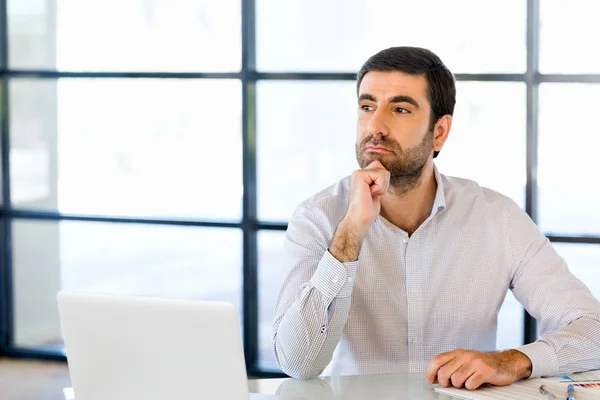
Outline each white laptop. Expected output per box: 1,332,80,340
57,291,289,400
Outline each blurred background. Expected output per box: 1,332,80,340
0,0,599,379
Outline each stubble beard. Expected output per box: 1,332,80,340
355,131,433,196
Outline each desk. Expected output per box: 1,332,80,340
248,373,456,399
64,373,458,399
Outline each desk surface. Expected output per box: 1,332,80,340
248,373,456,399
64,373,457,399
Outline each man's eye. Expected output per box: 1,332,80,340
395,107,409,113
361,105,373,111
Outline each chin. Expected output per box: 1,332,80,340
361,154,389,169
365,152,390,161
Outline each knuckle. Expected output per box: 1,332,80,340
467,374,483,390
465,379,478,390
438,367,450,382
450,372,464,387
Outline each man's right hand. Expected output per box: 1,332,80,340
347,160,391,228
329,160,390,262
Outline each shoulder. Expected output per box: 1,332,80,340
442,174,521,212
289,177,351,233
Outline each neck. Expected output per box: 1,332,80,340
380,162,438,235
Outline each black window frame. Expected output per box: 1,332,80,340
1,0,599,377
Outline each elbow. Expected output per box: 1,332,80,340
274,340,323,380
279,364,322,380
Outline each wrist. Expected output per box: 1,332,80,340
506,349,532,379
329,218,367,263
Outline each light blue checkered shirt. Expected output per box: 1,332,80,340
272,166,600,379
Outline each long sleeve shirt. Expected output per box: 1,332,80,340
272,166,600,379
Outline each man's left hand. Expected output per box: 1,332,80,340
425,349,532,390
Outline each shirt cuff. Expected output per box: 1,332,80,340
516,341,560,378
309,250,358,299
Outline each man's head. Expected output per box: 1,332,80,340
355,47,456,189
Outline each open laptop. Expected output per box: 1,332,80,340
57,291,288,400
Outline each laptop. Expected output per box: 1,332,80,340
57,291,288,400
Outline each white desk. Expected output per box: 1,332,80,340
248,372,455,399
64,373,457,399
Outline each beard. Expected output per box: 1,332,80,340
355,130,433,194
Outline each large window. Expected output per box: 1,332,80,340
1,0,598,376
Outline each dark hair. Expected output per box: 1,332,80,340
356,47,456,158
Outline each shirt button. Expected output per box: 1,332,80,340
332,276,339,283
347,277,353,283
402,237,409,244
409,288,417,295
412,338,419,345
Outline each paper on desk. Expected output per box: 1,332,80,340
564,369,600,381
434,377,599,400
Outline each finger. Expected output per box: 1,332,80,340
364,160,386,171
370,170,390,196
426,352,457,385
356,167,388,195
352,169,381,190
465,372,486,390
450,365,473,388
437,357,466,388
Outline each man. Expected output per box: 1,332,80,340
271,46,600,389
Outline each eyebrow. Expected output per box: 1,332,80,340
359,93,420,109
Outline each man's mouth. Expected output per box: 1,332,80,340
366,146,391,153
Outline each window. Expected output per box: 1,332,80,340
257,81,357,221
256,0,525,73
538,84,600,236
10,78,242,219
13,220,242,349
2,0,599,377
435,82,526,207
9,0,241,71
540,0,600,74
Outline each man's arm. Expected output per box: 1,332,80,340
272,161,389,379
272,211,359,379
507,202,600,378
427,200,600,389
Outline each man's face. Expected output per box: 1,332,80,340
355,71,435,186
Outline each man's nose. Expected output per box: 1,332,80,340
367,109,389,137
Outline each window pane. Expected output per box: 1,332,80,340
12,220,242,349
257,230,523,370
257,81,358,222
435,82,526,208
538,84,600,235
8,0,241,71
10,79,242,220
497,291,523,350
540,0,600,73
553,243,600,300
258,230,287,371
257,0,525,73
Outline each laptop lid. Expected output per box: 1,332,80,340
57,291,251,400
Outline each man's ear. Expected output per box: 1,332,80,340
433,114,452,154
